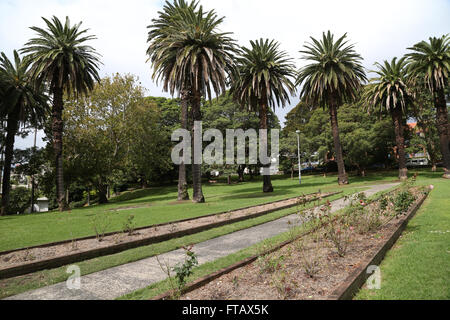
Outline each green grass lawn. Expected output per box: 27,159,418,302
0,172,395,252
355,171,450,300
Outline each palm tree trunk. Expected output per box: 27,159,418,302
260,102,273,193
191,90,204,203
30,128,37,213
178,90,190,201
1,114,18,215
435,88,450,178
52,87,67,211
328,99,348,185
391,108,408,180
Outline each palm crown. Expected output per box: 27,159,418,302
364,57,413,114
406,34,449,92
147,2,237,99
21,15,101,95
231,38,296,112
0,50,48,125
296,31,367,107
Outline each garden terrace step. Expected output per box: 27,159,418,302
0,191,340,279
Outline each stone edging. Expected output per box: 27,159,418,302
151,187,429,301
0,191,340,280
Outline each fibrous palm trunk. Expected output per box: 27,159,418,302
435,88,450,178
0,114,18,215
391,107,408,180
191,90,204,203
260,102,273,193
328,99,348,185
52,87,67,211
178,89,190,201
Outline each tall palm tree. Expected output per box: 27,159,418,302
364,57,413,180
231,39,296,192
0,51,48,215
147,0,199,201
21,16,101,210
406,34,450,178
296,31,367,185
147,3,237,202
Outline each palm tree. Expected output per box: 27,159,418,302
231,39,296,192
406,34,450,178
147,0,199,201
0,51,48,215
296,31,367,185
21,16,101,210
364,57,413,180
147,3,237,202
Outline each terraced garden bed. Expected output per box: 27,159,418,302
0,191,339,279
154,183,430,300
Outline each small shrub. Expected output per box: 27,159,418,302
324,215,353,257
6,187,33,214
122,214,136,236
393,190,415,215
257,253,285,274
90,212,113,242
173,245,198,291
271,269,294,299
296,235,321,278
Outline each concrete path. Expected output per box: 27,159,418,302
5,183,398,300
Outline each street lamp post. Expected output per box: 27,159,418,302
295,130,301,184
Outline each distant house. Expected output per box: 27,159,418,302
405,122,429,167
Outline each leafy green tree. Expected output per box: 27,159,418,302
147,1,237,202
22,16,101,210
231,39,296,192
364,57,414,180
0,51,48,215
406,34,450,178
296,31,367,185
63,74,158,203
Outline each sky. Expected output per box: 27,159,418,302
1,0,449,149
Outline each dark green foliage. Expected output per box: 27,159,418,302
6,187,34,215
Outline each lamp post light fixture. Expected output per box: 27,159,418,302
295,130,301,184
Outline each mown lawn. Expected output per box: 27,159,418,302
0,172,395,252
355,171,450,300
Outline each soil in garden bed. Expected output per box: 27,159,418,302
180,187,426,300
0,192,329,271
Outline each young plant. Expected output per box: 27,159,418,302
257,253,285,274
122,214,136,236
296,234,321,278
324,215,353,257
155,256,180,300
90,211,113,242
271,268,293,299
173,245,198,292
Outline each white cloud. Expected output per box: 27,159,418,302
1,0,449,148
